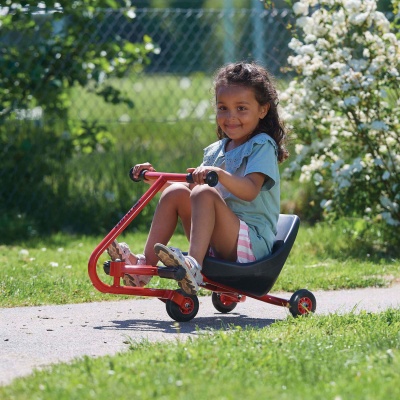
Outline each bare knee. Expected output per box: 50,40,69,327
190,185,220,204
160,183,191,204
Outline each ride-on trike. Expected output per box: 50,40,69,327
88,170,316,322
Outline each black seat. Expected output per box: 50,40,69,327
202,214,300,297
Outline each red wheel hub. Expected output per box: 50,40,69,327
180,298,195,315
298,297,313,314
219,294,235,306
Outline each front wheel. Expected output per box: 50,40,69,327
166,289,199,322
289,289,316,317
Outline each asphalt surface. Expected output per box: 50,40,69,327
1,284,400,386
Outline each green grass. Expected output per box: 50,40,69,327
1,220,399,308
69,74,214,123
1,310,399,399
2,71,400,398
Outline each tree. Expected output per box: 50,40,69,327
0,1,157,238
0,1,156,127
281,0,400,251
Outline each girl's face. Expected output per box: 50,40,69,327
216,85,269,147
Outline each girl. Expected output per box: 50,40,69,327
108,61,289,294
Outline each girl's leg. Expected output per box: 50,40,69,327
189,185,240,265
144,183,191,265
154,185,240,295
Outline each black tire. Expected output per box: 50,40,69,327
166,289,199,322
211,292,238,313
289,289,316,317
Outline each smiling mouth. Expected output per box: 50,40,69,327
225,124,241,129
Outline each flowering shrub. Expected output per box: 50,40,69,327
281,0,400,241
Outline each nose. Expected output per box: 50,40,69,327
226,110,237,120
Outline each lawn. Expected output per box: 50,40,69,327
1,310,399,399
69,74,214,123
1,74,400,398
1,162,399,400
1,220,399,308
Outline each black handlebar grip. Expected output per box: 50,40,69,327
205,171,219,187
129,168,148,182
186,171,218,187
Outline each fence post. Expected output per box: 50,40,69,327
223,0,235,64
252,0,266,66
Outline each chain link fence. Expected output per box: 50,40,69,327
0,6,294,241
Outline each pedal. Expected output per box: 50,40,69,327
157,266,186,281
103,261,111,275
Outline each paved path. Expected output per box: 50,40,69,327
1,285,400,386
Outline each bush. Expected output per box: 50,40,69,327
281,0,400,251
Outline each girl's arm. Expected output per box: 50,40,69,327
188,166,265,201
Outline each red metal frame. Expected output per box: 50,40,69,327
88,171,290,310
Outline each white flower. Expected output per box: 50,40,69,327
374,11,390,32
179,77,191,90
293,2,309,16
304,34,317,43
349,12,369,26
296,16,313,30
349,59,368,71
363,48,370,58
288,38,303,51
49,262,59,267
19,249,29,257
321,199,333,209
382,33,397,45
301,44,316,55
343,0,362,12
295,144,305,154
329,62,346,71
126,8,136,19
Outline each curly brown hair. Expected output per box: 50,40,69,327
213,62,289,163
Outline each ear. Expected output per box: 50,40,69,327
259,103,270,119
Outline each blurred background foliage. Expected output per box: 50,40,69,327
0,1,296,242
0,1,398,254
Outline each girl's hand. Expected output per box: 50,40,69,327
187,166,220,185
131,162,156,184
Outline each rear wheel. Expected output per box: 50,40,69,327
289,289,316,317
211,292,238,313
166,289,199,322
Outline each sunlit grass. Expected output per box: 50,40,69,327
1,310,399,399
69,73,214,122
1,220,399,308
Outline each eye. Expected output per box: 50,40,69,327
237,106,246,111
217,106,227,111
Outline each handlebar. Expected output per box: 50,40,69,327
186,171,219,187
129,168,219,187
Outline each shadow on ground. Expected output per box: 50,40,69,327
94,314,279,335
